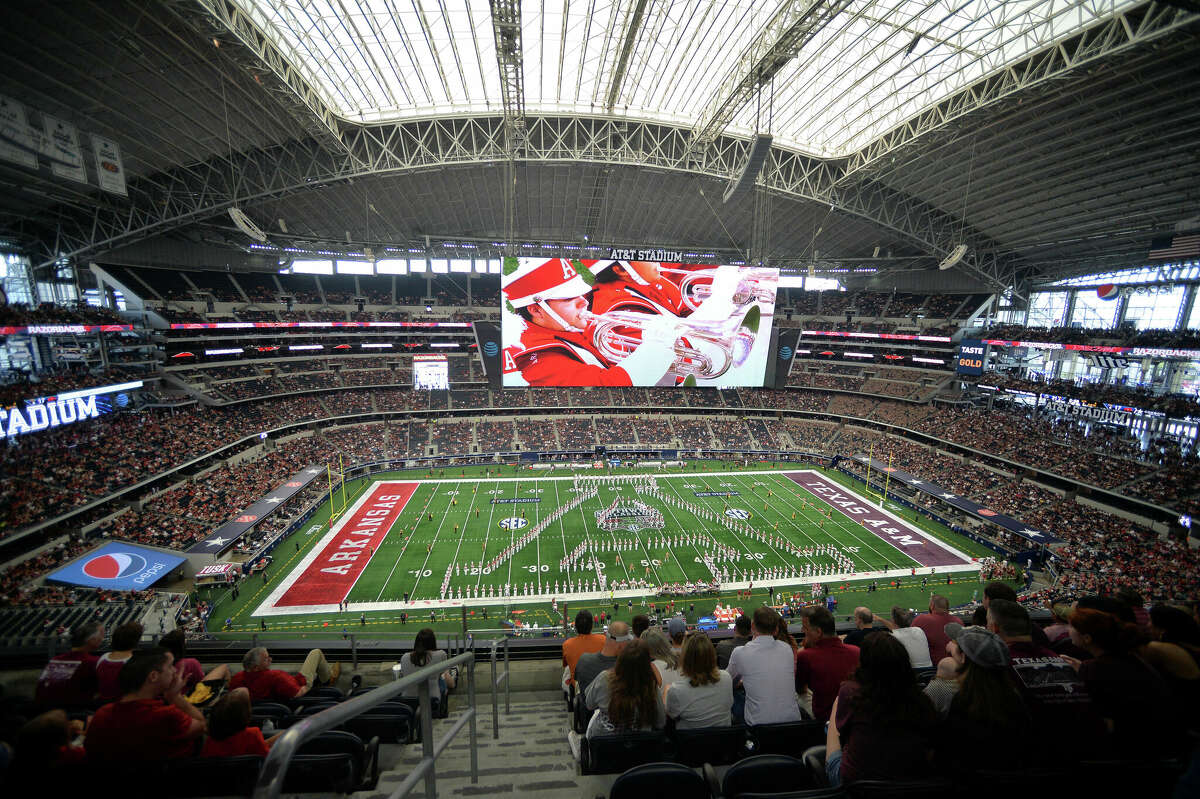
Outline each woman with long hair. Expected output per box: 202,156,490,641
399,628,455,714
665,632,733,728
1064,608,1178,746
825,632,937,787
938,625,1031,768
773,615,799,654
584,639,666,740
640,627,680,686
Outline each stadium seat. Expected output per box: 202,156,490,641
581,731,669,775
343,703,417,744
307,685,344,701
669,724,749,767
718,754,816,798
843,779,954,798
292,730,380,793
748,720,826,756
801,745,828,787
164,755,265,796
737,791,846,799
573,691,592,734
609,761,710,799
250,701,295,729
296,701,339,717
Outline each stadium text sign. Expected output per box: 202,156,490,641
799,481,923,547
492,497,540,504
1,395,98,438
608,247,684,261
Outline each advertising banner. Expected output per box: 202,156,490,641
187,465,325,554
955,339,987,375
90,134,128,196
42,113,87,183
47,542,186,591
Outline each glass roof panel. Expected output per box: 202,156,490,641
228,0,1140,155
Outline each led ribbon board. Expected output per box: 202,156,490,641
0,380,142,439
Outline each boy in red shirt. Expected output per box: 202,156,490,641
85,647,206,761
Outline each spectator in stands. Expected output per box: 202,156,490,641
939,624,1030,766
1064,607,1177,748
641,628,681,686
582,639,666,743
982,581,1018,608
987,598,1106,762
825,633,937,787
562,610,604,692
202,688,281,757
12,709,86,773
667,616,687,657
96,621,143,702
1115,587,1150,628
911,595,962,664
842,607,878,648
630,614,650,639
715,614,751,669
665,632,733,729
399,629,454,713
34,621,103,707
160,627,231,695
875,607,932,668
575,621,633,695
795,605,860,722
231,646,339,702
922,657,960,717
84,647,206,761
727,606,802,725
1043,603,1073,643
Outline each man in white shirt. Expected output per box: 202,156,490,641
874,606,933,668
727,606,802,725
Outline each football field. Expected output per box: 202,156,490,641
252,467,978,621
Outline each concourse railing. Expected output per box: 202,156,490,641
252,650,479,799
488,636,511,739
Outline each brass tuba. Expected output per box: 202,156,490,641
583,306,760,380
661,267,778,313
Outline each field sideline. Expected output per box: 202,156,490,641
247,466,980,623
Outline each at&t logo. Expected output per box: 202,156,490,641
498,517,529,530
482,341,499,357
779,346,793,360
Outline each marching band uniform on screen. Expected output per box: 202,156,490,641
588,260,689,317
502,258,677,386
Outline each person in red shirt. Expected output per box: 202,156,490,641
795,606,860,722
201,688,282,758
910,595,963,665
588,260,689,318
501,258,677,387
35,621,104,706
84,647,206,761
96,621,143,702
229,646,338,701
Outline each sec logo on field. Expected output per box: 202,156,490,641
724,509,752,520
498,517,529,530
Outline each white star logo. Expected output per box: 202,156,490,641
908,479,923,485
1020,528,1044,538
940,493,957,500
265,497,283,504
305,469,322,474
204,536,230,548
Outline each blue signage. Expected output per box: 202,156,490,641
955,339,987,376
47,542,186,590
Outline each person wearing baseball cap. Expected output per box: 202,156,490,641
940,623,1032,768
501,258,677,386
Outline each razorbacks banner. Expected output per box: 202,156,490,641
853,456,1062,545
187,465,325,554
47,542,185,590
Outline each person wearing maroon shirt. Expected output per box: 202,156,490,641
229,646,338,701
84,647,206,762
910,595,962,664
795,606,860,722
35,621,104,706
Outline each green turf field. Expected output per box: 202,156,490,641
204,462,1005,638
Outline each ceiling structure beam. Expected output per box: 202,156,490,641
489,0,525,255
836,1,1200,186
603,0,650,113
687,0,853,154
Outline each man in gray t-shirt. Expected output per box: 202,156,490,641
574,621,633,694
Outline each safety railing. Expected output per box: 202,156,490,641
252,649,479,799
488,636,511,739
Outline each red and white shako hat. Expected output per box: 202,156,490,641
589,259,651,285
503,258,593,331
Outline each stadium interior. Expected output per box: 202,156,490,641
0,1,1199,796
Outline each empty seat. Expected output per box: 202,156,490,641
669,725,749,767
292,730,380,793
610,761,710,799
722,754,816,799
343,704,416,744
582,731,669,775
748,721,826,756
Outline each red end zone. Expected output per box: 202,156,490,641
276,482,417,607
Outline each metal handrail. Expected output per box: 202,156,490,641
488,636,511,739
252,650,479,799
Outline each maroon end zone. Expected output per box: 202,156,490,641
784,471,971,568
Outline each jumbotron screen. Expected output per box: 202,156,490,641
413,354,449,390
501,258,777,387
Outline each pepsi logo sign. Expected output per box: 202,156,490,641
82,552,147,580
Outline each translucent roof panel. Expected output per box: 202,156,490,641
229,0,1140,157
